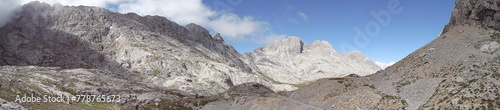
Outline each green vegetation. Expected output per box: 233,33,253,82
151,69,161,77
290,82,309,88
368,85,376,89
328,78,344,80
143,96,219,110
133,70,141,74
256,70,284,84
276,90,286,93
377,93,408,110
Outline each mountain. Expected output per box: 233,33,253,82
202,0,500,109
0,1,381,109
0,1,270,97
243,36,380,85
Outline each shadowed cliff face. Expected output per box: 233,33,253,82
445,0,500,32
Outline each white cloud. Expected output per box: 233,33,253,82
16,0,283,44
375,61,396,69
20,0,124,7
297,11,308,21
249,27,287,44
117,0,214,25
0,0,21,27
208,13,265,40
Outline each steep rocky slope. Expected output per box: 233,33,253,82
243,36,380,85
367,0,500,109
202,0,499,109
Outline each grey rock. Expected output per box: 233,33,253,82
444,0,500,32
454,77,464,83
480,41,499,54
0,98,27,110
243,36,381,86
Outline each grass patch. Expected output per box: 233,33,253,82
368,85,376,89
380,94,408,110
328,78,344,80
276,90,286,93
133,70,141,74
143,96,220,110
151,69,161,77
256,70,285,85
290,82,309,88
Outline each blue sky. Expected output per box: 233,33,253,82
5,0,455,66
200,0,456,64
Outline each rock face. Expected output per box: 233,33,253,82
243,36,381,85
445,0,500,32
203,0,500,109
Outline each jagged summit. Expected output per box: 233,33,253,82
186,23,212,40
212,33,224,42
308,40,335,51
262,36,304,55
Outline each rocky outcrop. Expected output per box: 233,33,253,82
445,0,500,32
480,41,500,54
243,36,381,86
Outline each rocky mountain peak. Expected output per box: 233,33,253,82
243,36,381,85
444,0,500,32
186,23,210,38
304,40,336,53
186,23,214,44
310,40,334,49
212,33,224,42
23,1,51,10
347,51,367,60
262,36,304,55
